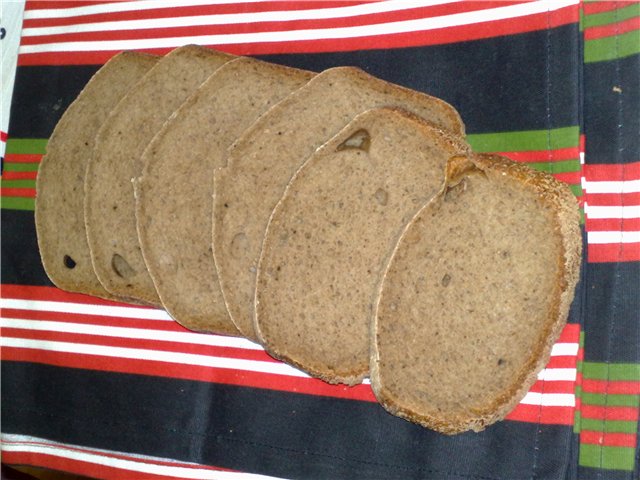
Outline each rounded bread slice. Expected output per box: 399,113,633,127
213,66,465,340
255,107,470,384
371,154,582,434
84,45,234,305
134,57,313,335
35,51,159,301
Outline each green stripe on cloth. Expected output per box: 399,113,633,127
4,138,48,155
579,444,636,471
0,179,37,188
569,184,584,198
0,197,35,211
582,3,640,28
3,162,40,172
527,159,580,175
585,30,640,63
582,392,640,407
467,126,579,153
582,362,640,381
581,418,639,434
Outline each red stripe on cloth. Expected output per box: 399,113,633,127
499,147,579,163
586,192,640,206
584,162,640,182
1,307,181,331
1,170,38,180
587,243,640,263
580,430,638,448
582,1,625,15
1,283,151,307
2,327,279,363
586,217,640,232
528,380,576,394
545,355,578,369
581,404,640,422
23,1,378,27
505,404,574,425
0,450,234,480
3,153,43,163
582,378,640,395
558,323,581,343
0,187,36,198
1,349,378,402
584,16,640,40
553,171,581,185
17,5,578,66
21,2,525,45
0,131,8,142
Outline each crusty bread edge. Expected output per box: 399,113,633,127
370,153,582,434
254,106,469,386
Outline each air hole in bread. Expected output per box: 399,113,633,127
374,188,388,206
336,129,370,152
111,253,135,278
230,232,248,259
63,255,76,269
443,179,467,202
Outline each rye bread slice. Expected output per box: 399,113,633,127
84,45,233,305
371,154,582,434
254,107,470,384
35,51,158,301
213,66,465,340
134,57,313,335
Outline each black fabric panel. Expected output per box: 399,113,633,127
583,261,640,363
8,25,580,140
577,466,639,480
8,65,99,141
2,362,573,480
584,54,640,165
1,210,52,287
260,24,580,136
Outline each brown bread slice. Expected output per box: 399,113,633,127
35,51,158,301
134,57,314,335
84,45,233,305
371,154,582,434
213,66,465,340
255,107,470,384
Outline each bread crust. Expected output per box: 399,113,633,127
370,153,582,434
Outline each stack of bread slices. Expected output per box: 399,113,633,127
36,45,582,435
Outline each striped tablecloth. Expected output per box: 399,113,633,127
1,1,638,479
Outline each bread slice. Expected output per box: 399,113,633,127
371,154,582,434
254,107,470,384
84,45,234,305
213,66,465,341
134,57,313,335
35,51,159,301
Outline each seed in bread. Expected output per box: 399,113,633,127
371,154,582,434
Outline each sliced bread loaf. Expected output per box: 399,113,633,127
84,45,233,305
134,57,313,335
255,107,470,384
213,66,465,340
371,154,582,434
35,51,158,301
